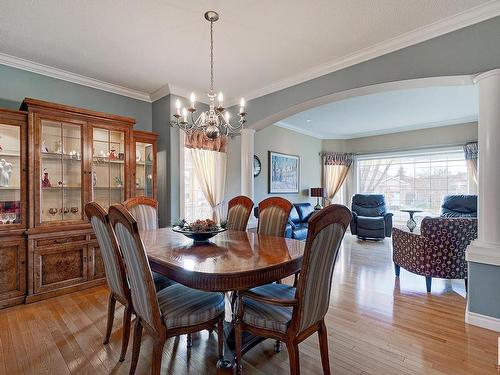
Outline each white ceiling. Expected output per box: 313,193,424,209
276,84,479,139
0,1,498,104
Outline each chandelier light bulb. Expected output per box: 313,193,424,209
182,108,187,122
225,112,230,122
190,93,196,108
218,92,223,106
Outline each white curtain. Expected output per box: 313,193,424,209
323,153,354,204
189,148,227,222
463,142,478,185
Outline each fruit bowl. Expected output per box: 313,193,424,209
172,219,226,243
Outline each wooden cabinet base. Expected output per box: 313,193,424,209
25,278,105,304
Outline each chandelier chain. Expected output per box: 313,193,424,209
210,19,214,94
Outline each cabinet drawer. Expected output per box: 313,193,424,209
34,245,87,294
35,235,87,248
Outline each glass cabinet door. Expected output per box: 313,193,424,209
0,123,22,226
92,128,125,210
135,141,154,198
40,120,83,223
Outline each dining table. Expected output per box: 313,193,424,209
140,227,306,374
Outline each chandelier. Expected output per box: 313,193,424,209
171,11,247,139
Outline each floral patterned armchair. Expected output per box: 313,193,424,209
392,217,477,293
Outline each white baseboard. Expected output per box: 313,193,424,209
465,309,500,332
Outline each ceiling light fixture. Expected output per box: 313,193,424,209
171,11,246,139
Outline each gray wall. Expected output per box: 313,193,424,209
469,262,500,319
245,125,322,204
152,95,171,227
322,122,478,154
0,64,152,131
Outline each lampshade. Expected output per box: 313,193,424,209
310,187,324,197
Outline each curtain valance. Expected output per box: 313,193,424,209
184,131,227,153
323,153,354,166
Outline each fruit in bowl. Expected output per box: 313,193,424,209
173,218,226,242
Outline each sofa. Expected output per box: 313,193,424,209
392,216,477,292
350,194,393,240
285,203,315,240
440,195,477,218
254,202,315,240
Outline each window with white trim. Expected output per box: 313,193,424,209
356,148,469,225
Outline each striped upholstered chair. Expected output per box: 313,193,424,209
108,204,225,375
123,196,175,290
85,202,173,362
123,196,159,230
226,195,254,231
257,197,293,237
235,204,352,375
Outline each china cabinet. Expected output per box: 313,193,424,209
22,98,135,302
0,99,158,306
0,109,27,308
131,130,158,199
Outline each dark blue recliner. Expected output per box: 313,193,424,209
440,195,477,218
350,194,392,240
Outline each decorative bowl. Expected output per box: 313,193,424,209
172,226,227,242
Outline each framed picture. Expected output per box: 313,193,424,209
268,151,300,194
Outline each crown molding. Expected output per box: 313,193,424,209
0,52,152,102
274,121,322,139
236,1,500,105
149,84,171,102
276,115,477,140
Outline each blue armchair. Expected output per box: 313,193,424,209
440,195,477,218
350,194,393,239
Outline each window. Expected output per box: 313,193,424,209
182,146,212,222
356,148,469,225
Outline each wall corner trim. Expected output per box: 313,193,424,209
465,306,500,332
466,240,500,267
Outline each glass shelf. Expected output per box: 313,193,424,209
135,141,154,198
39,120,83,223
0,123,22,226
92,127,125,209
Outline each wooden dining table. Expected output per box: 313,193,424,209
140,228,305,373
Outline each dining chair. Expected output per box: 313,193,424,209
123,196,159,230
257,197,293,237
123,196,175,291
226,195,254,231
235,204,352,375
108,204,226,375
85,202,175,362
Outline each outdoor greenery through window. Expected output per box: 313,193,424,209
356,149,469,225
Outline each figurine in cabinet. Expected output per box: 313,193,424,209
42,168,51,188
41,140,49,153
0,159,12,187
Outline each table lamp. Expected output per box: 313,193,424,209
310,187,324,210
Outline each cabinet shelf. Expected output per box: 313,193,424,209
42,152,81,161
0,151,20,157
0,186,21,190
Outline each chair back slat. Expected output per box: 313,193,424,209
109,204,163,333
226,196,254,231
124,197,159,230
295,204,351,332
257,197,293,237
85,202,128,301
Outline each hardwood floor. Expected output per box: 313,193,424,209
0,235,497,374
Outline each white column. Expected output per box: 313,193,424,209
466,69,500,266
240,128,255,200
